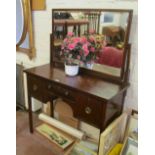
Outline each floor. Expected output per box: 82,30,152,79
16,111,65,155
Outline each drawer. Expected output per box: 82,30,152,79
27,75,45,101
75,94,103,128
45,81,76,101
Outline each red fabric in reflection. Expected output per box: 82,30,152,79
97,47,123,68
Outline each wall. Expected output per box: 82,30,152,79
16,0,138,111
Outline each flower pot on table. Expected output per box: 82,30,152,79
65,64,79,76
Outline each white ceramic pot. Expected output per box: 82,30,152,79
85,62,94,69
65,64,79,76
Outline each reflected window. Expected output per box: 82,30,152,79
103,13,114,23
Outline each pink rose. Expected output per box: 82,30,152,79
82,44,89,56
72,37,81,44
80,36,87,43
77,55,81,60
63,38,68,43
89,29,95,34
89,35,95,42
68,43,76,50
67,32,74,37
90,47,95,52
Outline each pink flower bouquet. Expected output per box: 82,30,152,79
61,32,105,65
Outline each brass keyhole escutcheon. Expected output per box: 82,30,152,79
65,91,69,96
85,107,92,114
33,84,38,91
48,84,52,89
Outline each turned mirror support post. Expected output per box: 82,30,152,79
123,44,131,84
121,10,133,80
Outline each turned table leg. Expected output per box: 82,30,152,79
28,95,33,133
50,96,58,117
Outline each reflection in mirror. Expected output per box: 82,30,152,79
16,0,24,44
52,9,132,78
20,33,29,49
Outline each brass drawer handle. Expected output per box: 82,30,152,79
87,98,91,102
48,84,52,89
85,107,92,114
65,91,69,96
33,84,38,91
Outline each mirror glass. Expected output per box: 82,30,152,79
52,9,132,77
20,33,29,48
16,0,24,44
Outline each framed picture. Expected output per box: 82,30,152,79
31,0,46,10
99,113,128,155
36,123,74,150
70,143,97,155
120,137,138,155
125,110,138,140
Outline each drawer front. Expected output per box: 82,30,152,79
45,81,76,101
75,94,103,128
27,75,45,101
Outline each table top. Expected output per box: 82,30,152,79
25,64,121,101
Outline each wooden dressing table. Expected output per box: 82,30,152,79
25,64,128,133
24,9,132,136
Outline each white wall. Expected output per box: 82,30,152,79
16,0,138,111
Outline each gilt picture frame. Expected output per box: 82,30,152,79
120,137,138,155
99,113,128,155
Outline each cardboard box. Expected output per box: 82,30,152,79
42,99,79,128
58,114,79,129
54,99,79,128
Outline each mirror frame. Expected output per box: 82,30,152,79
16,0,35,59
51,8,133,84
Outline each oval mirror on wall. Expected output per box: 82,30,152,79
16,0,35,59
16,0,25,44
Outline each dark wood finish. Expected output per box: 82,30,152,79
24,64,129,133
75,94,104,128
51,9,133,83
123,44,131,84
121,10,133,80
28,92,33,133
